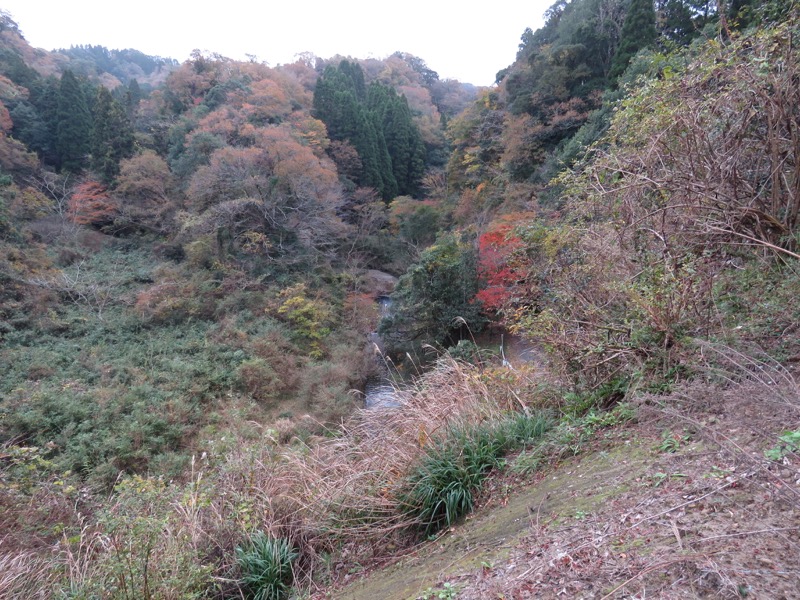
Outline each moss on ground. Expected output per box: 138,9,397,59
335,437,650,600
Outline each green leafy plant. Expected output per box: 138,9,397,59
582,403,637,431
512,404,635,475
765,430,800,461
235,532,297,600
276,283,334,359
420,581,458,599
658,429,689,453
400,413,550,534
379,233,485,359
79,476,213,600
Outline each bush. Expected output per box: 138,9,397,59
509,20,800,393
235,532,297,600
275,283,334,359
400,413,550,534
236,357,282,403
58,475,214,599
379,233,485,359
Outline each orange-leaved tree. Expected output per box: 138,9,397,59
68,180,118,227
475,217,527,315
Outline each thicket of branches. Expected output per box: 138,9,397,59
511,17,800,392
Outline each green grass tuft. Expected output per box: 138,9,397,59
400,413,551,534
236,532,298,600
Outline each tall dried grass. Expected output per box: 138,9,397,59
0,550,54,599
0,357,542,597
206,355,503,586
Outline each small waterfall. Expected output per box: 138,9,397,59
364,295,400,409
376,294,393,318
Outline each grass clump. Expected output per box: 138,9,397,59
511,403,637,475
401,413,551,534
236,532,297,600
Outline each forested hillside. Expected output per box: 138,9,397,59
1,1,799,598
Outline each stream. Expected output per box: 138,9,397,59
364,295,399,409
362,296,540,409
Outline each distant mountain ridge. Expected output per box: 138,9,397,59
0,11,176,89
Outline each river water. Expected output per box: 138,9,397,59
362,295,541,408
364,296,401,409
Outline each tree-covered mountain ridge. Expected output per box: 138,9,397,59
1,0,799,598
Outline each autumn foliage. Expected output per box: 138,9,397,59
68,180,118,226
475,221,525,314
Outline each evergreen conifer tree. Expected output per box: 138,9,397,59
125,78,142,119
55,70,92,172
28,77,61,166
610,0,658,80
91,86,135,181
368,84,425,197
313,61,416,200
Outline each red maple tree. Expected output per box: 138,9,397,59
475,222,525,314
68,180,118,226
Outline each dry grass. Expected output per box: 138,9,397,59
3,342,798,599
431,345,800,600
206,355,502,587
0,356,507,598
0,550,54,599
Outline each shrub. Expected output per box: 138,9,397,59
275,283,334,359
446,339,482,364
400,413,550,534
379,233,485,359
235,532,297,600
67,180,119,228
236,358,282,403
510,20,800,393
57,475,214,599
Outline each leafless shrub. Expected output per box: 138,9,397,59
583,22,800,260
27,260,118,319
518,21,800,392
693,340,799,406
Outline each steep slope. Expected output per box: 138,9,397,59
331,367,800,599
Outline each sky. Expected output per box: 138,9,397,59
1,0,551,86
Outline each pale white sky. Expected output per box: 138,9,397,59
1,1,550,86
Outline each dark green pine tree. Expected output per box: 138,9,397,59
0,170,13,238
314,62,370,140
610,0,658,80
657,0,697,45
125,78,142,119
337,60,367,102
55,70,93,172
91,86,135,181
313,62,401,200
28,77,62,166
368,113,398,199
330,87,362,141
368,83,426,197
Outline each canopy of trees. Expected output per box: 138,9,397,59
313,60,426,199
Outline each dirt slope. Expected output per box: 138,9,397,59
330,375,800,600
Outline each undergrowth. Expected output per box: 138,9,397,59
511,403,637,475
235,532,297,600
400,413,552,534
0,243,368,489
